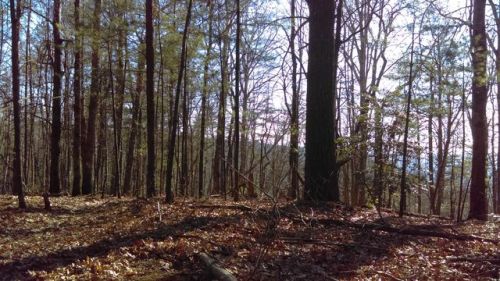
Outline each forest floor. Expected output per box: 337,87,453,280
0,195,498,281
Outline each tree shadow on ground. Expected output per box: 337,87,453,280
0,213,241,280
261,215,419,280
0,199,475,280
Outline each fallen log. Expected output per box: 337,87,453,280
300,218,499,244
197,253,237,281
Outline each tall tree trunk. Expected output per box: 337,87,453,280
449,147,456,219
165,0,193,203
123,43,144,196
373,101,384,210
62,50,71,195
9,0,26,208
457,70,466,221
72,0,82,196
233,0,241,202
49,0,62,195
180,58,189,197
417,115,422,213
492,0,500,214
213,28,229,198
146,0,156,198
399,22,415,217
82,0,101,195
497,47,500,214
23,0,32,190
96,72,109,195
469,0,488,220
304,0,340,201
428,75,435,213
433,59,444,215
111,24,127,197
198,3,214,199
288,0,299,199
108,42,120,198
354,1,370,207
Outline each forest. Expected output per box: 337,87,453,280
0,0,499,280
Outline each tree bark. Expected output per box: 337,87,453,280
233,0,241,202
72,0,82,196
9,0,26,208
399,22,415,217
82,0,101,195
146,0,156,198
490,0,500,214
124,43,144,196
49,0,62,195
304,0,340,201
165,0,193,203
469,0,488,220
111,21,127,197
288,0,299,199
180,57,189,197
198,3,214,199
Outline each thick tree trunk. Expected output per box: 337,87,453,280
72,0,82,196
469,0,488,220
82,0,101,195
304,0,339,201
146,0,156,198
9,0,26,208
49,0,62,195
